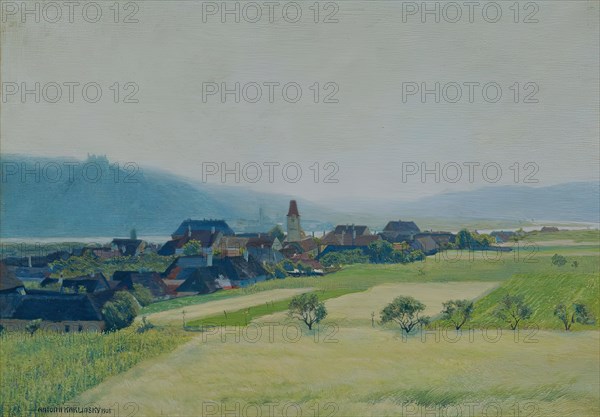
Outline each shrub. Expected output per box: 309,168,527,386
25,319,42,336
551,254,567,267
132,283,153,307
102,291,140,331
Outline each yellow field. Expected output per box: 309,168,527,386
144,288,312,325
71,282,599,417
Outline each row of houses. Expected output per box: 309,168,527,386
0,199,463,332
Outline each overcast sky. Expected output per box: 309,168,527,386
2,1,598,203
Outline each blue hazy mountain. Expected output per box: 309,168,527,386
392,182,599,223
1,154,598,237
0,154,331,237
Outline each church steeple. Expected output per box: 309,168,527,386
286,200,302,242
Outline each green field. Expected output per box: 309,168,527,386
468,272,599,330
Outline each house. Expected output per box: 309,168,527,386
380,220,421,243
111,239,146,256
410,235,440,256
321,224,379,248
282,238,319,258
169,254,269,296
12,266,51,282
111,271,169,298
0,289,115,332
0,263,26,295
162,255,211,280
289,253,325,274
246,246,285,265
171,219,234,239
216,236,250,257
490,231,516,243
40,273,111,294
158,229,222,256
420,232,455,249
90,247,121,259
246,234,283,251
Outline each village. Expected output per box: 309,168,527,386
0,200,528,333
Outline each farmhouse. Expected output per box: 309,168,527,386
111,271,169,298
111,239,146,257
40,273,112,294
171,219,234,239
0,263,26,295
159,229,222,256
380,220,421,243
0,289,115,332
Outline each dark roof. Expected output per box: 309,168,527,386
162,256,209,279
287,200,300,217
0,294,23,317
111,239,144,256
158,231,221,256
61,274,110,293
175,268,221,294
246,235,277,248
213,256,267,281
14,266,50,280
322,233,380,247
246,247,284,264
410,235,439,254
0,263,25,293
383,220,421,233
172,219,234,239
174,255,268,293
332,225,370,236
111,271,168,297
3,291,110,321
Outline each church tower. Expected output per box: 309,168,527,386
286,200,302,242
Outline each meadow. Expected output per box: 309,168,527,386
0,327,191,416
1,231,598,416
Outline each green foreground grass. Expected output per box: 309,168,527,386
0,327,191,416
468,272,600,330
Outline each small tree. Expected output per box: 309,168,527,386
25,319,42,336
268,225,285,242
132,283,153,307
571,260,579,268
182,240,202,256
380,296,430,334
551,254,567,267
441,299,474,330
102,291,140,331
494,294,532,330
288,293,327,330
554,303,594,331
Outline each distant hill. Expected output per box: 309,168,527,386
0,154,333,238
393,182,599,223
1,154,597,237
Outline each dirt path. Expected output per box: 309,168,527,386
145,288,313,325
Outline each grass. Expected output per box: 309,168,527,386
186,288,360,327
524,229,600,243
469,272,600,330
75,320,600,417
3,237,598,415
0,327,191,416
